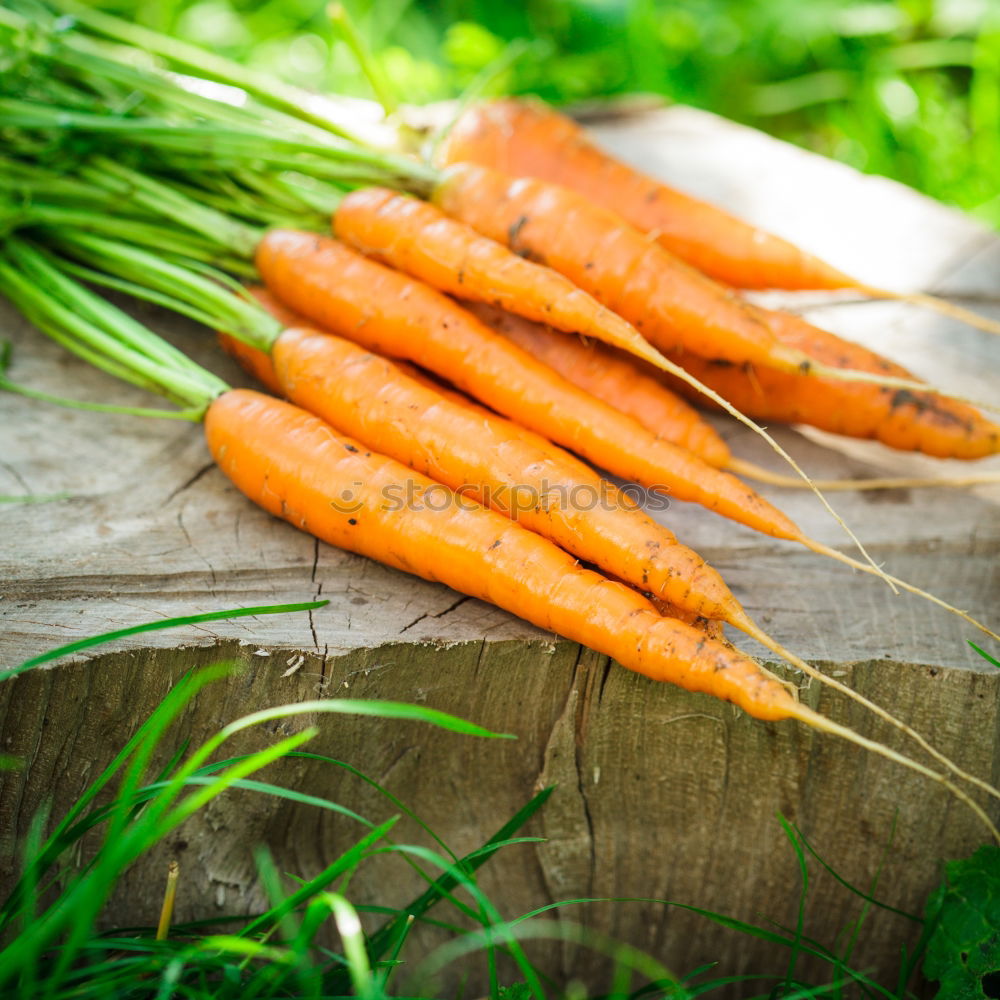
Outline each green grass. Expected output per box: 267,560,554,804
78,0,1000,228
0,608,978,1000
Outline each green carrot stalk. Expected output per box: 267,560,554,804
48,231,282,352
17,0,369,143
0,98,435,191
0,240,226,416
328,2,399,117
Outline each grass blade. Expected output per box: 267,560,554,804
4,600,329,677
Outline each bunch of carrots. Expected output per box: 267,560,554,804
2,2,999,834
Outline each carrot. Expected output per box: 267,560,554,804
34,162,854,556
222,389,829,720
203,393,816,723
430,162,811,374
437,97,1000,336
468,302,1000,482
463,300,732,467
436,97,860,293
665,307,1000,461
214,308,828,716
228,309,737,645
254,229,805,541
226,400,906,790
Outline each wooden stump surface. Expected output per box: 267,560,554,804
2,103,999,993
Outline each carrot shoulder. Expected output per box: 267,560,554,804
205,388,797,720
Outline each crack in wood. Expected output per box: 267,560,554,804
398,613,429,634
174,508,217,589
308,539,322,652
318,643,329,689
433,595,472,619
310,538,320,584
0,460,31,495
161,462,216,508
596,658,615,706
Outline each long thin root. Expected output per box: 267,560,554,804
790,702,1000,844
621,340,896,590
728,457,1000,492
801,537,1000,644
737,614,1000,806
860,285,1000,338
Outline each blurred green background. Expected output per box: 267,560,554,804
89,0,1000,226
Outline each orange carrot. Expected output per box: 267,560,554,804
436,98,1000,339
208,391,1000,830
254,229,802,540
665,306,1000,461
202,396,987,829
431,162,811,374
468,301,1000,466
463,301,732,467
437,97,855,292
206,389,797,719
219,322,744,621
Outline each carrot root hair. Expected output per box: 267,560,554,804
727,457,1000,492
735,614,1000,808
806,361,1000,419
860,285,1000,338
789,702,1000,844
801,537,1000,644
620,337,898,590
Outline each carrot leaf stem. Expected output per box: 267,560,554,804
4,201,242,268
0,240,228,413
12,240,215,379
0,97,436,191
47,230,283,352
231,170,346,219
328,2,399,117
0,367,205,422
78,156,264,259
54,257,238,335
40,0,368,143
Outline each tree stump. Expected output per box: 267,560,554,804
1,103,998,993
